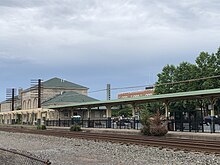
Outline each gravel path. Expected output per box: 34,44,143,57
0,131,220,165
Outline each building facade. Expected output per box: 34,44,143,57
0,77,105,125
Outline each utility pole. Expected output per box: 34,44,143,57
31,79,43,108
6,88,16,111
38,79,41,108
107,84,111,100
12,88,15,111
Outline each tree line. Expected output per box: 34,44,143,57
154,47,220,116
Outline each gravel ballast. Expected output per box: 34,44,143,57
0,131,220,165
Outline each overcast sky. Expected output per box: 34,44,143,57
0,0,220,101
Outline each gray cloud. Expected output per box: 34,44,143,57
0,51,34,68
0,0,220,100
0,0,46,8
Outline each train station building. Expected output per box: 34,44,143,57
0,77,106,125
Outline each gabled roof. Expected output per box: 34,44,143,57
42,91,98,106
42,77,88,89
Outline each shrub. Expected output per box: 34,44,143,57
41,125,47,130
37,125,47,130
141,126,151,135
140,110,168,136
70,124,82,131
150,111,168,136
150,125,168,136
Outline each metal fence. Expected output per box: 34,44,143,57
45,117,220,133
46,118,141,130
168,118,220,133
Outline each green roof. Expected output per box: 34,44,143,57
43,77,88,89
42,91,98,106
49,88,220,109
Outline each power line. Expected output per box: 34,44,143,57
111,85,148,91
97,75,220,92
155,75,220,87
88,89,107,93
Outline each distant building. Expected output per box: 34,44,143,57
118,89,154,99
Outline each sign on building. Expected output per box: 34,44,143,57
118,89,154,99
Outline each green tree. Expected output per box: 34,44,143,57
195,51,219,89
112,105,132,117
155,64,176,94
173,62,199,92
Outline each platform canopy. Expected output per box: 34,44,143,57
0,108,54,115
49,88,220,109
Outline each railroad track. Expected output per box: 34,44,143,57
0,147,51,165
0,126,220,154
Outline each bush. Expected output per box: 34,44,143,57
149,111,168,136
141,126,151,135
70,124,81,131
37,125,47,130
41,125,47,130
140,110,168,136
150,125,168,136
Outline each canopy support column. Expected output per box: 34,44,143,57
210,97,217,133
164,101,170,120
106,105,112,128
37,111,41,125
106,105,112,118
132,103,138,118
87,107,91,119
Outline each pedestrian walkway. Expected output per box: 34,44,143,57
48,126,220,141
166,131,220,141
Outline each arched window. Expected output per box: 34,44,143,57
27,99,31,109
33,98,38,109
23,100,26,110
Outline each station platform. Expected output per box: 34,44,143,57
1,124,220,141
47,126,220,141
166,131,220,141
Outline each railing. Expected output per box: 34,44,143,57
46,118,141,130
168,118,220,133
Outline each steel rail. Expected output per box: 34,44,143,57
0,147,51,165
46,131,220,153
